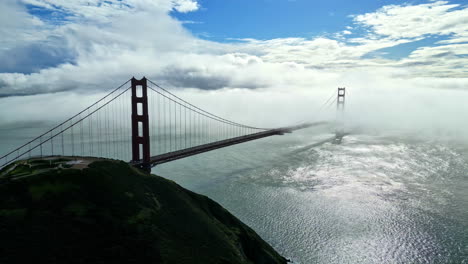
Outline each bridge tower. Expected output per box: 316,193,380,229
335,87,345,143
131,77,151,172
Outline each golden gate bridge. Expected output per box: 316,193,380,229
0,77,345,172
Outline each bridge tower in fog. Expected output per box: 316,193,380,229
335,87,346,143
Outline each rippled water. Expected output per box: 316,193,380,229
153,130,468,263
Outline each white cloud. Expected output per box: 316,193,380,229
353,1,468,40
437,37,468,44
172,0,199,13
0,1,46,51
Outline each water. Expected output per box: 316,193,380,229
1,125,467,263
152,129,468,263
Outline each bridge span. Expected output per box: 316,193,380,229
132,121,328,168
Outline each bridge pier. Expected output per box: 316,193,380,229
131,77,151,172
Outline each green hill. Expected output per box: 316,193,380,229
0,157,287,264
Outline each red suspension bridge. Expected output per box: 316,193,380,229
0,77,345,172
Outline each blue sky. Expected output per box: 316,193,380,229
172,0,466,41
171,0,468,62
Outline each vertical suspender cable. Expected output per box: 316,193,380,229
164,95,167,153
89,108,93,156
102,107,109,157
120,91,123,159
122,93,125,160
61,125,64,156
170,96,173,152
50,131,53,156
102,105,105,157
97,106,101,157
179,103,181,150
189,106,192,147
106,104,109,157
112,101,115,158
104,105,107,157
154,92,157,154
174,99,176,151
71,119,74,157
158,92,161,155
112,102,116,158
80,114,84,156
39,136,43,157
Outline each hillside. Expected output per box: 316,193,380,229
0,157,287,264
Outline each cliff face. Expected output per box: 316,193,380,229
0,158,287,264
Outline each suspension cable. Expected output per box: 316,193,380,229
0,79,131,160
148,85,267,131
148,80,269,130
1,86,131,166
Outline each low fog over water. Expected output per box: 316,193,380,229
1,81,467,139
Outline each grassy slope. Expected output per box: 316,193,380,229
0,159,287,264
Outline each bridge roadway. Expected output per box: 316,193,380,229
132,121,328,167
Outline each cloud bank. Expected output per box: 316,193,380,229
0,0,466,97
0,0,467,138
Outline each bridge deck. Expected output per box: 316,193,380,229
131,122,327,167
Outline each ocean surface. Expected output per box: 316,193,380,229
153,128,468,264
1,123,467,263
